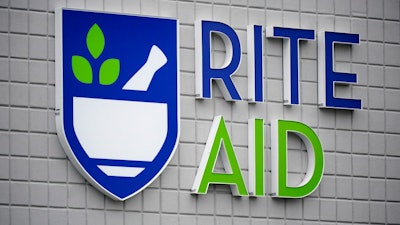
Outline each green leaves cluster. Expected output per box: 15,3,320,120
72,24,120,85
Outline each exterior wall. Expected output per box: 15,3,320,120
0,0,399,224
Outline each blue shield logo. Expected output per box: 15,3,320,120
55,9,179,200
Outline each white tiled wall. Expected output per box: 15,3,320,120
0,0,399,224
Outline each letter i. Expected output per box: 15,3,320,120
248,118,265,196
247,25,264,102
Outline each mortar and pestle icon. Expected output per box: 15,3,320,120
73,45,169,177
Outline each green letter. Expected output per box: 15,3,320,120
271,120,324,198
192,116,248,196
248,118,265,196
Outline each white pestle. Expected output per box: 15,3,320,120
122,45,167,91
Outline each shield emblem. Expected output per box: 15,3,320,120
55,8,179,200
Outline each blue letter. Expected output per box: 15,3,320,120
267,27,315,105
195,20,242,101
318,32,361,110
248,25,264,102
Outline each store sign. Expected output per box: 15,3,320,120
55,9,361,200
192,21,361,198
55,9,179,200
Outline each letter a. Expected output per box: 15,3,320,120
192,116,248,196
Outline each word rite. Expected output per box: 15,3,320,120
191,20,361,198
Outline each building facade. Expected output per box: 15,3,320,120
0,0,399,224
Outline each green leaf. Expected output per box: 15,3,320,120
71,55,92,84
86,23,105,59
99,58,120,85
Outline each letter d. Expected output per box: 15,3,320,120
271,120,324,198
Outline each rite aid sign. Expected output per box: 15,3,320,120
55,9,361,201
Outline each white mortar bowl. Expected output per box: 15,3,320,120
73,96,168,162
